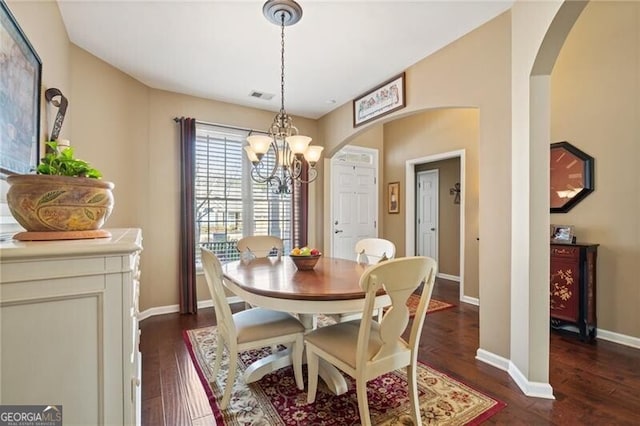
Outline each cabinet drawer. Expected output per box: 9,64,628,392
551,245,579,260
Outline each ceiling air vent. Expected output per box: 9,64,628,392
249,91,275,101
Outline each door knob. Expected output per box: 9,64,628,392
430,228,436,231
334,229,343,234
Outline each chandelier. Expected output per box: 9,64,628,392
244,0,323,194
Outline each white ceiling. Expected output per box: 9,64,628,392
57,0,514,119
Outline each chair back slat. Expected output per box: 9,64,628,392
356,257,437,363
355,238,396,264
201,248,236,338
237,235,284,258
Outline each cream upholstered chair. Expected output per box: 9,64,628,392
355,238,396,265
201,248,304,409
236,235,284,258
305,256,437,426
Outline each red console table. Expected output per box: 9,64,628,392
550,243,599,341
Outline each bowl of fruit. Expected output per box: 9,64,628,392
289,246,322,270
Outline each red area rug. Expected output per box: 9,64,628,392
418,296,455,316
184,324,505,425
383,296,455,318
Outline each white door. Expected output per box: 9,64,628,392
416,170,438,260
331,148,378,260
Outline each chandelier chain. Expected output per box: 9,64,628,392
280,12,286,115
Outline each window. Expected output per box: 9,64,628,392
194,123,295,264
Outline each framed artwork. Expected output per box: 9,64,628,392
0,0,42,176
353,72,406,127
388,182,400,214
551,224,575,244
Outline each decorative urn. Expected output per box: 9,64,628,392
6,174,114,232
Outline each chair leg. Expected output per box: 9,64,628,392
212,341,224,378
407,362,421,425
306,348,319,403
220,347,238,410
356,379,372,426
292,336,304,390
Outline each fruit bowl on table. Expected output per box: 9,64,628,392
289,254,321,270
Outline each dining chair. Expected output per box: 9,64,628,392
305,256,437,426
333,238,397,323
200,248,305,410
355,237,396,265
236,235,284,258
236,235,284,310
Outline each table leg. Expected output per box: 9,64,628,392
318,360,349,395
241,314,349,395
243,348,293,384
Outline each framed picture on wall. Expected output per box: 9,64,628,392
353,72,406,127
0,1,42,176
388,182,400,214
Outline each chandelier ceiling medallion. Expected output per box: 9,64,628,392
244,0,323,194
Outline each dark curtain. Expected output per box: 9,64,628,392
292,162,309,248
176,117,198,314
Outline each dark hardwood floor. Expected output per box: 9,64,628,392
140,279,640,425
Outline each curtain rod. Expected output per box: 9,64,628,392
173,117,264,135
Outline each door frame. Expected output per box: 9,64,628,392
405,149,467,303
329,145,379,257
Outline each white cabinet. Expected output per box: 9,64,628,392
0,228,143,425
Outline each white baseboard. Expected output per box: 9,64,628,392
475,348,510,371
138,304,180,321
551,325,640,349
596,328,640,350
138,296,244,321
507,362,555,399
475,329,640,399
476,349,555,399
460,295,479,306
437,273,460,282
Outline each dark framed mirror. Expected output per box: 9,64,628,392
550,141,594,213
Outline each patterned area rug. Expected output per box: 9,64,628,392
412,296,455,316
184,325,505,425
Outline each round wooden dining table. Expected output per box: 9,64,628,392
221,255,390,395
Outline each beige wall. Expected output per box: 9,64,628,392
415,157,461,277
69,46,150,229
384,109,478,295
550,0,640,336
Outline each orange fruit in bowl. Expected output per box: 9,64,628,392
291,247,301,256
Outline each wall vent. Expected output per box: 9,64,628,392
249,91,275,101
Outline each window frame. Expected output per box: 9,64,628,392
193,122,302,266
